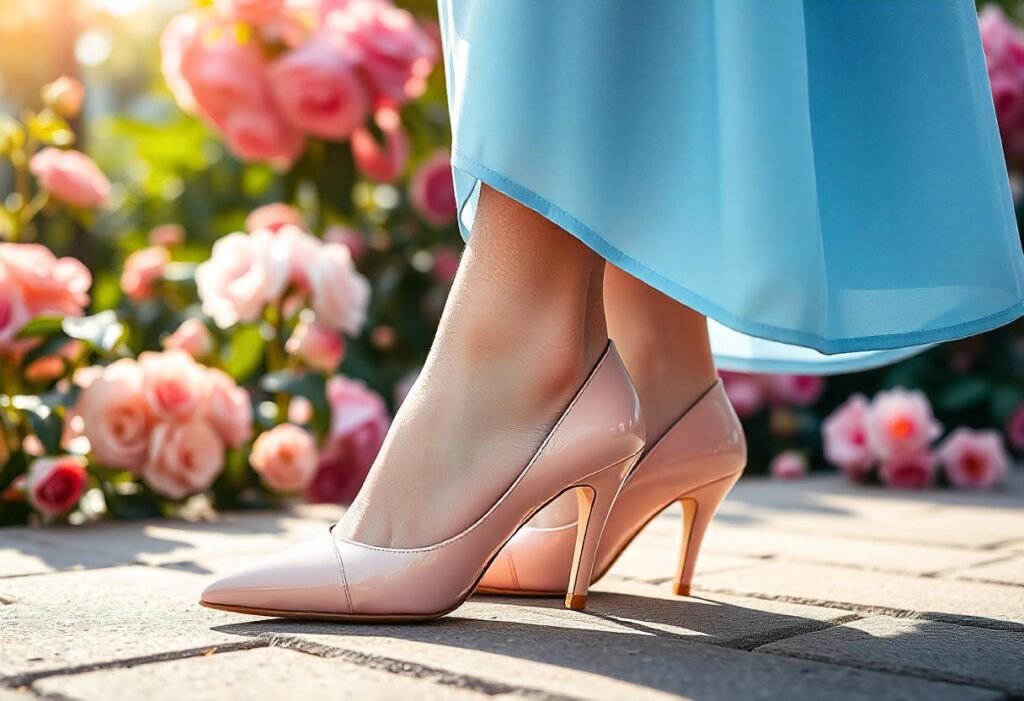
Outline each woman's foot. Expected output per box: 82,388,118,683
335,186,609,548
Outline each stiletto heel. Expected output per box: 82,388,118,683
673,471,742,596
565,455,639,610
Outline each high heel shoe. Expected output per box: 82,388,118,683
476,378,745,597
200,342,645,621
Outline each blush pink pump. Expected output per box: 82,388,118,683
200,342,645,621
476,379,745,597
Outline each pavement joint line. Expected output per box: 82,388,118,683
0,640,269,688
692,587,1024,633
718,525,1013,552
255,632,580,701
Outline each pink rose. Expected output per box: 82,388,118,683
204,368,253,449
75,359,151,472
431,248,460,284
143,419,225,499
980,6,1024,74
307,242,371,334
163,318,214,359
275,224,322,292
408,150,456,227
29,148,111,209
0,243,91,317
149,223,185,248
222,107,306,166
323,225,367,261
288,396,314,425
822,394,875,481
245,203,306,233
329,0,436,106
121,246,170,302
879,449,937,490
269,38,369,140
769,451,807,481
286,322,345,373
160,12,203,114
26,456,87,517
42,76,85,118
938,428,1009,490
769,374,825,407
250,423,318,492
307,375,389,503
866,388,942,460
352,107,409,182
0,265,30,352
1006,403,1024,453
216,0,285,25
719,371,766,419
24,340,81,384
196,230,290,328
139,350,205,419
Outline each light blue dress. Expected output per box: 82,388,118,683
437,0,1024,375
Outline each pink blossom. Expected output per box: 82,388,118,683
286,322,345,373
938,428,1009,490
769,374,825,407
75,359,152,472
770,450,807,481
269,38,369,140
879,449,937,490
979,6,1024,166
288,396,314,424
408,150,456,227
149,223,185,247
328,0,436,106
323,225,367,261
1006,403,1024,453
352,107,409,182
139,350,205,420
719,371,766,419
222,107,306,166
29,148,110,209
307,242,371,334
245,203,306,233
24,341,81,384
274,224,322,292
250,423,318,492
163,318,213,359
204,368,253,449
822,394,875,481
143,419,225,500
160,12,203,114
216,0,286,25
0,243,91,317
0,265,30,352
26,456,87,517
196,230,290,328
431,248,460,284
121,246,169,302
42,76,85,118
307,375,389,503
866,388,942,460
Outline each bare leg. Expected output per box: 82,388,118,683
336,185,608,548
604,265,717,446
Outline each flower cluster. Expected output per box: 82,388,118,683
161,0,436,168
72,350,252,499
980,5,1024,168
823,388,1009,490
719,372,826,418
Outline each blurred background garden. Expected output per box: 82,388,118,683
1,0,1023,526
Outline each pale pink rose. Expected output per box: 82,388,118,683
408,150,456,227
769,451,807,481
160,12,203,114
204,368,253,449
222,107,306,166
139,350,205,420
75,359,151,472
178,23,266,127
329,0,436,106
431,248,460,284
245,203,306,233
143,419,225,500
0,243,91,317
196,230,290,328
351,107,409,182
307,375,389,503
121,246,170,302
216,0,285,25
1006,404,1024,453
719,371,766,419
26,456,87,517
42,76,85,118
769,374,825,407
275,224,322,292
0,265,30,352
879,449,937,490
980,6,1024,74
822,394,875,481
269,38,369,140
250,423,318,492
866,388,942,460
323,225,367,261
288,395,314,424
286,322,345,373
163,318,214,358
149,223,185,248
29,148,110,209
307,243,371,334
938,428,1009,490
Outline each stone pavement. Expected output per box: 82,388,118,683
2,474,1022,701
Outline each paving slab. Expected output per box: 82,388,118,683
759,615,1024,695
949,555,1024,586
35,647,494,701
697,561,1024,626
0,566,264,680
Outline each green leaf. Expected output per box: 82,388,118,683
16,315,64,340
62,311,125,353
18,401,63,455
990,384,1023,423
222,324,265,381
937,376,992,413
